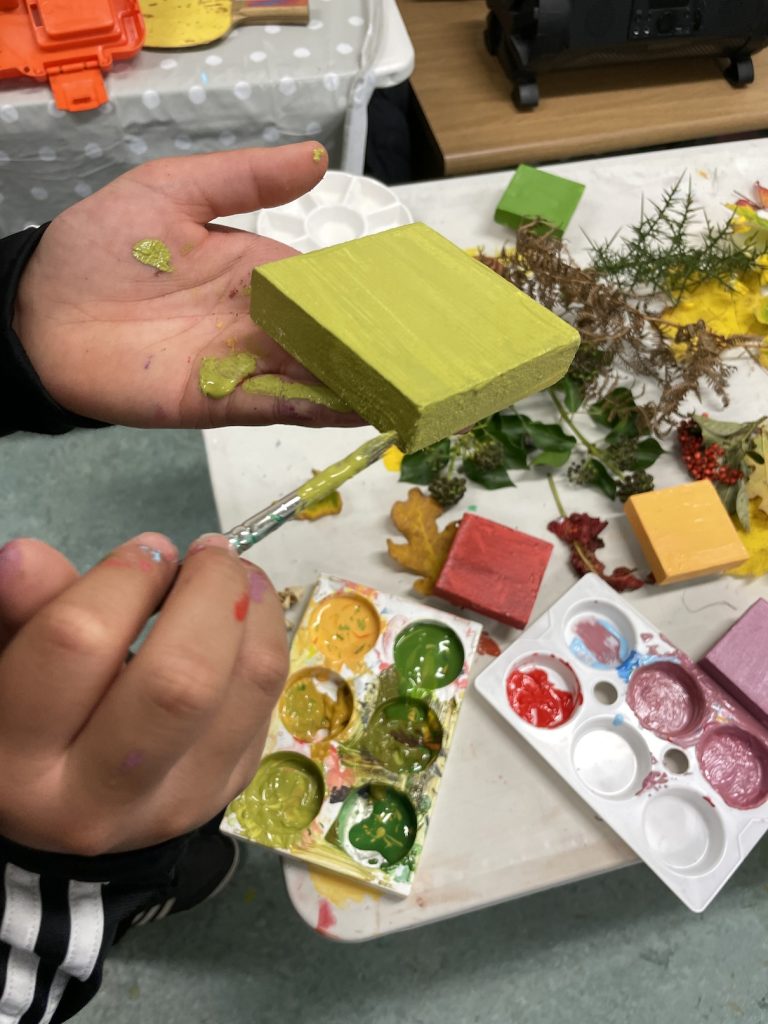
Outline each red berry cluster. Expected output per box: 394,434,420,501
677,420,742,486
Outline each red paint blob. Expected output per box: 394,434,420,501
506,666,578,728
572,617,622,666
234,592,249,622
316,898,337,933
478,631,501,658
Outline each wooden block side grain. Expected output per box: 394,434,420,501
250,223,579,451
700,599,768,728
623,480,748,584
434,513,553,627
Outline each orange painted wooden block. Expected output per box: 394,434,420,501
434,513,553,628
623,480,748,585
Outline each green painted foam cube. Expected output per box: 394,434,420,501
250,223,579,452
495,164,585,236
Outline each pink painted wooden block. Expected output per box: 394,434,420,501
434,513,553,628
700,599,768,728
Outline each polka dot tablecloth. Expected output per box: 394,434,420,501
0,0,412,234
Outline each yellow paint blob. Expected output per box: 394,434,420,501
306,594,379,671
279,670,353,747
131,238,173,272
308,866,377,907
383,445,405,472
312,146,326,163
199,352,257,398
230,753,324,846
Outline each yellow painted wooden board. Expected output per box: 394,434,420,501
624,480,748,584
250,223,579,451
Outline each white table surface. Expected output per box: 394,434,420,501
203,137,768,941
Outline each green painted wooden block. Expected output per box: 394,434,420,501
495,164,585,236
250,223,579,452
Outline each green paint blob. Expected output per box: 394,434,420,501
393,622,464,691
230,752,323,846
241,374,352,412
296,431,397,506
347,784,417,866
365,698,442,773
131,238,173,272
199,352,258,398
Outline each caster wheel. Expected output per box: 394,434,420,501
513,80,539,110
724,54,754,86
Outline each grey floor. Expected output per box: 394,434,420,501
4,426,768,1024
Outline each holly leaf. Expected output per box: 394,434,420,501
586,459,617,500
589,388,641,440
524,420,576,453
552,374,583,413
631,438,664,470
484,414,530,468
387,488,459,595
531,448,573,469
400,439,450,485
462,459,515,489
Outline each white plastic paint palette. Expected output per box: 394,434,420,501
475,574,768,912
222,574,482,896
255,170,413,252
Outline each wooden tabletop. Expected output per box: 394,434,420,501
397,0,768,176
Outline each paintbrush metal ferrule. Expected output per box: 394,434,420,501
225,429,398,557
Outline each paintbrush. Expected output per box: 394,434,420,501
224,430,398,556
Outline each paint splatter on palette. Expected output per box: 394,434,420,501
475,574,768,912
222,574,482,896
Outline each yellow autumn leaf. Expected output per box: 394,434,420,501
745,422,768,517
295,472,343,521
387,488,458,595
382,445,405,473
729,500,768,577
661,273,768,349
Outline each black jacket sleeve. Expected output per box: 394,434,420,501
0,227,107,437
0,831,196,1023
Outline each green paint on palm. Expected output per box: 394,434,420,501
241,374,351,411
199,352,258,398
131,238,173,272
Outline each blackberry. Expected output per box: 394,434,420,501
616,470,654,504
428,475,467,508
471,439,505,471
605,439,639,471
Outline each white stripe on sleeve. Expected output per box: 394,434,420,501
60,881,103,983
0,864,42,1024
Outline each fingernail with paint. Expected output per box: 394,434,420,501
133,532,178,564
187,532,235,556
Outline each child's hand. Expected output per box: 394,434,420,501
0,533,287,854
13,142,362,432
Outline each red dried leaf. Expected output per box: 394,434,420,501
756,181,768,208
548,514,645,593
735,197,759,210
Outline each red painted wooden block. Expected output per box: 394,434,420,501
434,513,553,628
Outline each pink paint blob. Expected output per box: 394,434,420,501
572,617,623,667
627,661,706,741
635,769,669,796
316,898,336,933
248,571,268,604
697,726,768,810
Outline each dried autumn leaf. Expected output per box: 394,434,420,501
296,472,343,521
729,500,768,577
756,180,768,209
387,488,458,595
547,513,645,592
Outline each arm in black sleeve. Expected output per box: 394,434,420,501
0,227,108,437
0,832,194,1024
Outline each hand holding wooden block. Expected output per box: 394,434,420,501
250,223,579,451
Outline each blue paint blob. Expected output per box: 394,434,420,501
612,713,625,727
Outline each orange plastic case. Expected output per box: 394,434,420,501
0,0,144,112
